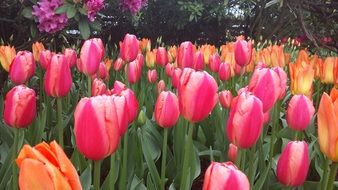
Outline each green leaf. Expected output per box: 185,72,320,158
80,165,92,190
66,6,77,19
78,7,87,15
30,24,38,38
89,20,102,31
130,175,147,190
78,18,90,39
22,7,33,19
55,5,69,14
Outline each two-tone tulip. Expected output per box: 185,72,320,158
9,51,36,85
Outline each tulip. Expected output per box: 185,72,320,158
286,95,315,131
165,63,174,77
200,44,216,65
113,57,124,71
0,45,16,72
146,50,155,68
9,51,36,85
193,51,204,70
330,87,338,102
317,92,338,161
227,143,238,162
157,80,166,94
139,38,151,53
168,45,177,63
218,62,231,81
79,38,104,75
74,95,126,160
234,38,252,67
272,66,287,100
147,69,157,83
209,53,221,72
3,85,36,128
219,90,233,109
154,91,180,128
276,141,309,187
120,33,139,62
44,54,72,97
156,47,168,66
171,68,182,89
126,54,143,84
16,141,82,190
203,162,250,190
32,42,45,62
248,67,281,112
178,68,218,123
96,62,108,80
64,48,77,68
40,50,54,70
226,92,264,149
320,57,335,84
92,78,107,96
263,111,270,125
177,41,194,68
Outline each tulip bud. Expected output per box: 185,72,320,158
39,50,54,70
203,162,250,190
157,80,166,94
154,91,180,128
219,90,233,109
226,92,264,148
147,69,157,83
96,62,108,80
177,41,194,68
113,57,124,71
32,42,45,62
209,53,221,72
79,38,104,75
0,45,16,72
165,63,174,78
277,141,309,187
3,85,36,128
9,51,36,85
137,110,147,126
120,33,139,62
218,62,231,81
178,68,218,123
227,143,238,162
286,95,315,131
64,48,77,68
92,78,107,96
156,47,168,66
193,51,204,70
234,38,252,67
44,54,72,97
171,68,182,89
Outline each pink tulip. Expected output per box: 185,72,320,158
272,66,288,100
113,57,124,71
156,47,168,66
203,162,249,190
154,91,180,128
147,69,157,83
178,68,218,123
44,54,72,97
120,33,139,62
234,38,252,67
218,62,231,81
277,141,309,187
177,41,194,68
79,38,104,75
219,90,233,109
165,63,174,78
193,51,204,70
3,85,36,128
171,68,182,89
40,50,54,70
96,62,108,80
286,95,315,131
9,51,36,85
157,80,166,94
92,78,107,96
227,143,238,162
209,53,221,72
126,54,143,84
263,111,270,125
226,92,264,148
64,48,77,68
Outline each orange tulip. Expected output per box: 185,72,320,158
0,45,16,72
334,58,338,86
16,141,82,190
168,45,177,63
317,92,338,161
32,42,45,62
200,44,216,65
320,57,335,84
146,50,156,68
270,45,286,67
139,38,151,53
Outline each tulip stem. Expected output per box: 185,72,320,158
327,162,338,190
57,98,63,148
321,159,330,190
87,75,92,97
93,160,101,190
180,122,194,190
119,133,129,190
269,102,280,162
161,128,169,190
12,128,19,190
248,146,256,187
109,154,116,190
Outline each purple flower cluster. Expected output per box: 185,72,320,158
120,0,148,14
85,0,105,21
32,0,68,33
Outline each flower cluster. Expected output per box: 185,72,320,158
32,0,68,33
85,0,105,21
120,0,148,14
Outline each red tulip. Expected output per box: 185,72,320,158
120,33,139,62
9,51,36,85
226,92,264,148
39,50,54,70
44,54,72,97
147,69,157,83
219,90,233,109
218,62,231,81
193,51,204,70
92,78,107,96
113,57,124,71
203,162,250,190
227,143,238,162
171,68,182,89
178,68,218,123
209,53,221,72
286,95,315,131
234,38,252,67
277,141,309,187
74,95,126,160
157,80,166,94
154,91,180,128
79,38,104,75
3,85,36,128
64,48,77,68
248,67,281,112
156,47,168,66
177,41,194,68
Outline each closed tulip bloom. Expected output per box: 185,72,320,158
96,62,108,80
157,80,166,94
330,87,338,102
178,68,218,123
193,51,204,70
168,45,177,63
272,66,288,100
263,111,270,125
3,85,36,128
171,68,182,88
92,78,107,96
248,67,281,112
127,56,142,84
218,62,231,81
286,95,315,131
320,57,335,83
289,63,314,97
9,51,36,85
209,53,221,72
154,91,180,128
165,63,174,77
177,41,194,68
227,143,238,162
0,45,16,72
147,69,157,83
44,54,72,97
113,57,124,71
64,48,77,68
79,38,104,75
234,38,252,67
277,141,309,187
32,42,45,62
203,162,249,190
219,90,233,109
318,92,338,161
120,33,139,62
16,141,82,190
40,50,54,70
74,95,125,160
156,47,168,66
226,92,264,149
139,38,151,53
146,50,155,68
